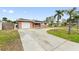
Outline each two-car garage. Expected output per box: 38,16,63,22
18,21,31,29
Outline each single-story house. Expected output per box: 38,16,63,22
0,21,2,30
17,18,47,29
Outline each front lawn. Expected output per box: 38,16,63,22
0,30,23,51
47,28,79,43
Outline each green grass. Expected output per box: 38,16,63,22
0,30,23,51
0,30,19,46
47,28,79,43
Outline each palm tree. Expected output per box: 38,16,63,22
65,7,76,34
54,10,64,26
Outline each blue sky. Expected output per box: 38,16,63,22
0,7,79,21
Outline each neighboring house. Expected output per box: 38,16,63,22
17,18,47,29
0,21,2,30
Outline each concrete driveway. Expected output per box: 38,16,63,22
18,28,79,51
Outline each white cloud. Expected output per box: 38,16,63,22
9,10,14,13
2,9,7,12
2,9,14,14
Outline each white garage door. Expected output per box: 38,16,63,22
22,22,30,28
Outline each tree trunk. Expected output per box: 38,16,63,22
57,21,59,27
68,21,72,34
56,19,59,27
77,20,79,33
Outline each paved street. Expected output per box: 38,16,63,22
19,28,79,51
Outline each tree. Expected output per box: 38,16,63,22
65,7,76,34
7,20,12,22
2,17,13,23
54,10,64,26
46,16,54,27
61,19,67,26
2,17,7,21
12,21,17,24
74,15,79,33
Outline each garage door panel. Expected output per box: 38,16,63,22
22,22,30,28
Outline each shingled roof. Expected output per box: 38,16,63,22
17,18,32,22
17,18,44,23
